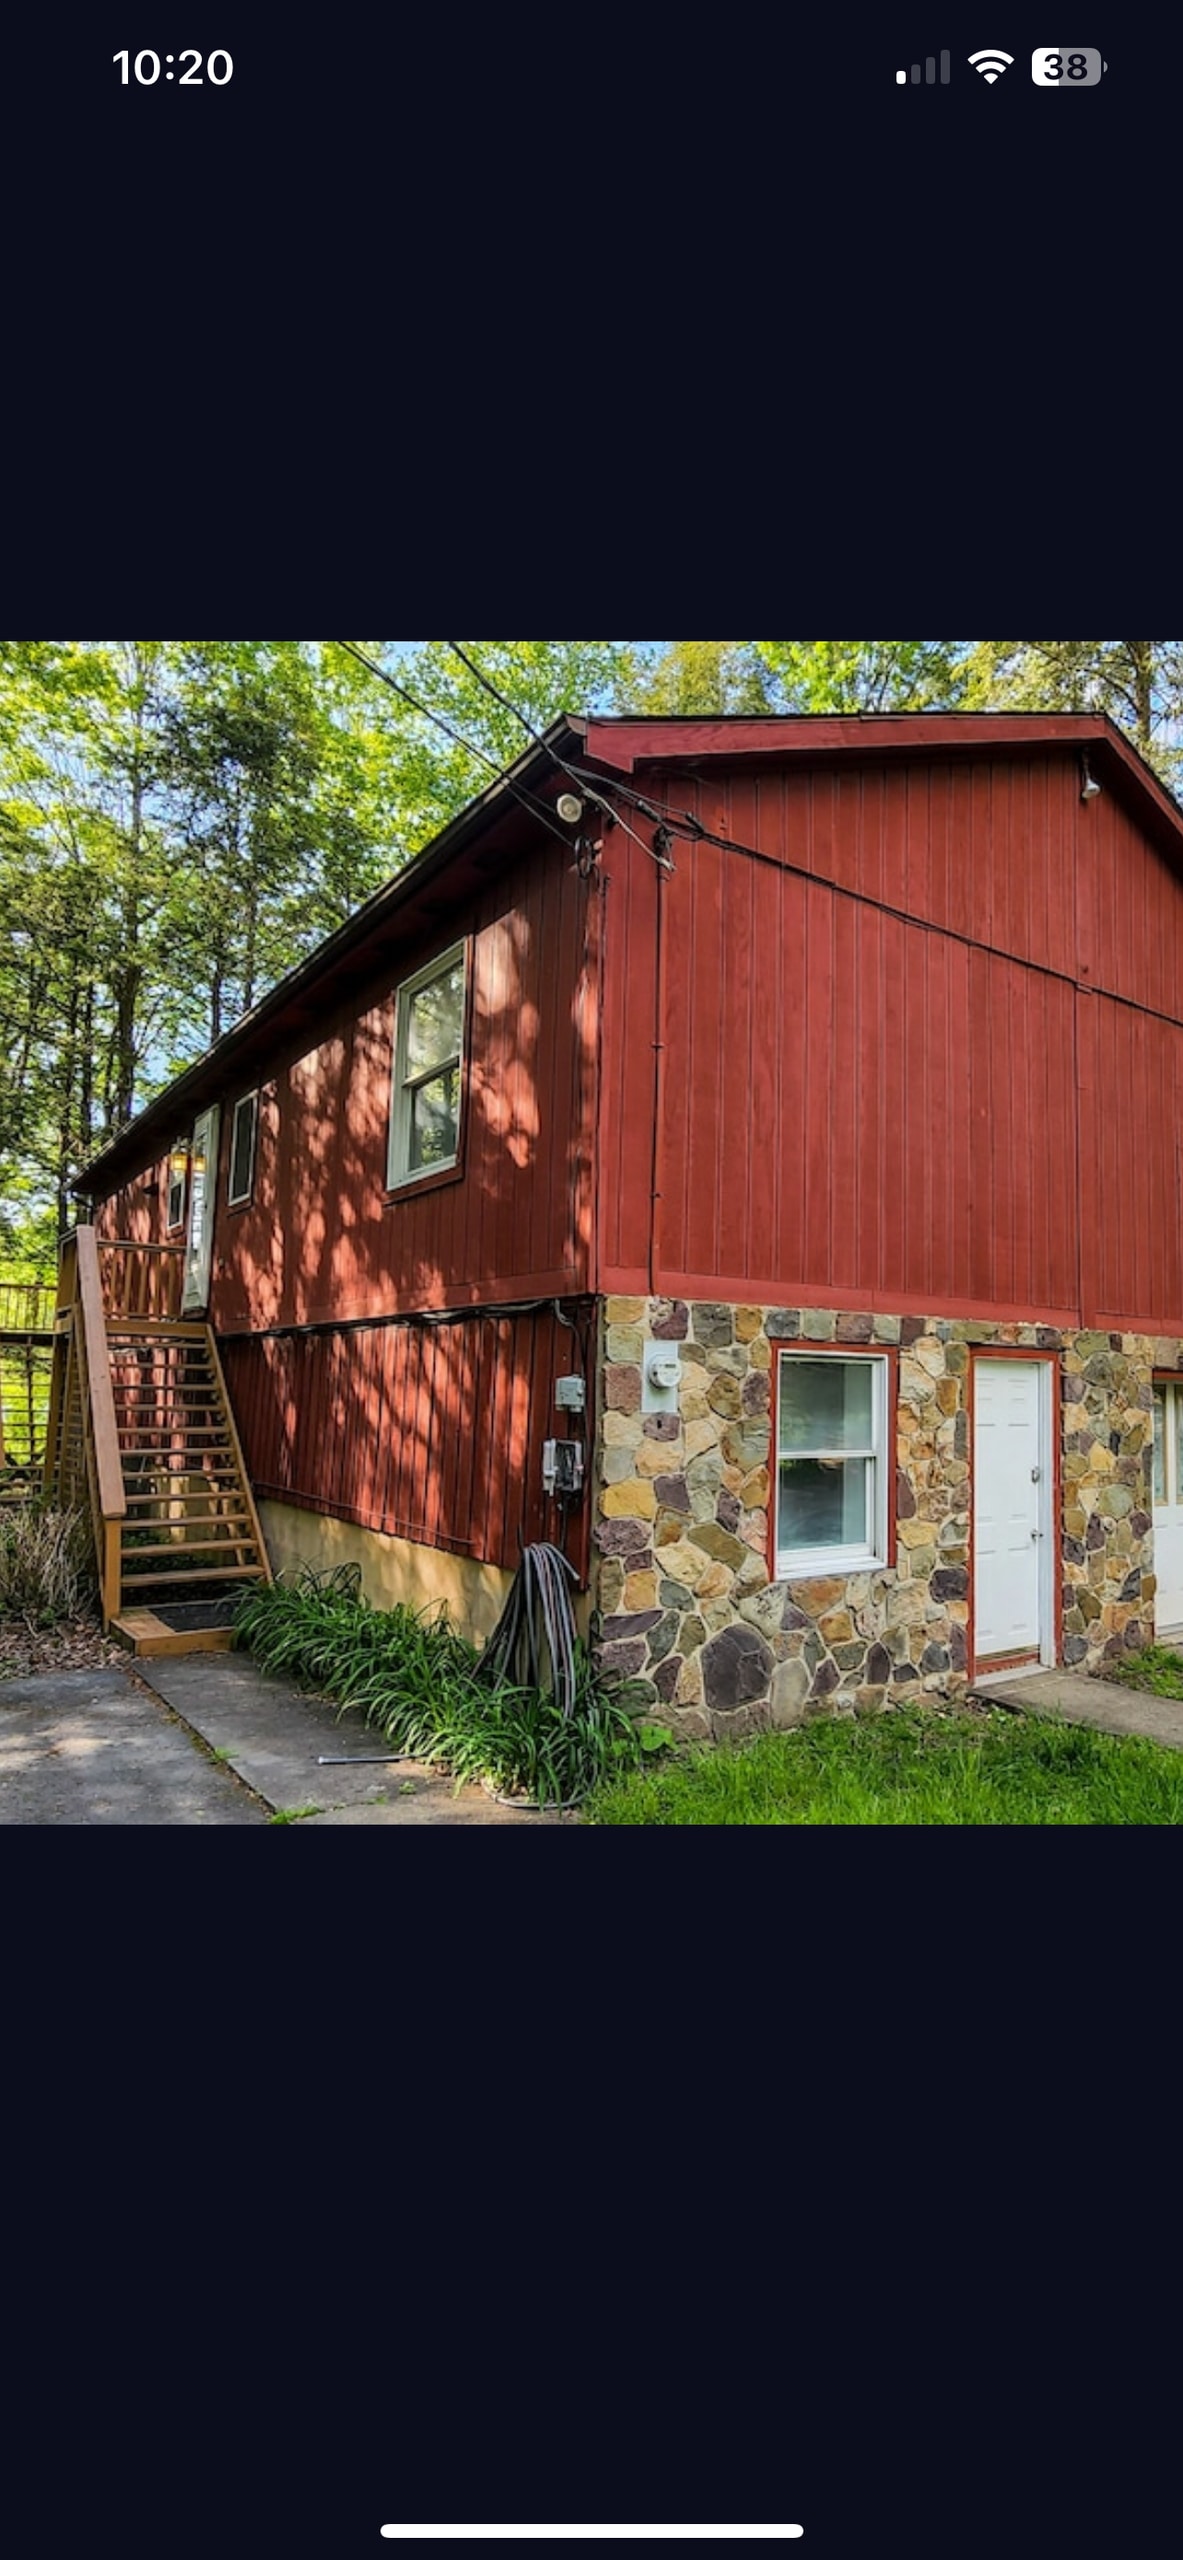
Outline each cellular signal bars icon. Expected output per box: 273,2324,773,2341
896,52,950,83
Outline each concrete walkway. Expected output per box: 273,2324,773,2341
135,1651,569,1824
0,1668,267,1825
1,1651,571,1824
970,1667,1183,1754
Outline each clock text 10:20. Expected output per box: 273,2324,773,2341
113,51,233,83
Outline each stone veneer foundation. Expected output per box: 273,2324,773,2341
592,1298,1177,1745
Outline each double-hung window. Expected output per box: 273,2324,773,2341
776,1349,890,1577
388,944,467,1189
228,1092,259,1208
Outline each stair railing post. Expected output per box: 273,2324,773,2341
74,1228,128,1628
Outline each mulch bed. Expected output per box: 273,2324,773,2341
0,1616,127,1687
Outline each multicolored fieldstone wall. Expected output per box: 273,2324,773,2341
592,1298,1177,1745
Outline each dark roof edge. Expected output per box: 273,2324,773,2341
75,715,588,1198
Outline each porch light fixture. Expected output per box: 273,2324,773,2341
1081,754,1102,802
556,793,585,826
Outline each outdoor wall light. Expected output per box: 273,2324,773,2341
1081,755,1102,802
556,793,586,826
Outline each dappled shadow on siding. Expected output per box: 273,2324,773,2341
215,846,601,1581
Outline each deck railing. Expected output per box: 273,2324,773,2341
0,1275,56,1474
0,1277,56,1335
97,1240,186,1321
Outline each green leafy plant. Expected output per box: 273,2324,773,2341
235,1569,643,1809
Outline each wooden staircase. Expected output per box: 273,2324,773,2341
45,1230,272,1655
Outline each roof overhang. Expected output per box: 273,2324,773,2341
578,711,1183,858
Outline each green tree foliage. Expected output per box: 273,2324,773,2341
0,639,636,1262
631,641,970,716
754,640,971,712
626,641,776,715
333,640,636,837
964,642,1183,783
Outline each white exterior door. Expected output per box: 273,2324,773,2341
974,1360,1050,1665
1153,1383,1183,1634
182,1106,220,1315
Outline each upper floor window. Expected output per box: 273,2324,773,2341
776,1348,891,1578
167,1140,190,1233
228,1091,259,1208
388,944,467,1190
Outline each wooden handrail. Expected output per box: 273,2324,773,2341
75,1229,127,1529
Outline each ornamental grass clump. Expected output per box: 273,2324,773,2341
235,1566,642,1808
0,1501,96,1627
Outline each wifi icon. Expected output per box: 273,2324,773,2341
969,48,1015,80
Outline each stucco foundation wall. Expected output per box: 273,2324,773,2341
257,1501,517,1643
592,1299,1173,1744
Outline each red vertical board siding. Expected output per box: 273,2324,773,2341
206,838,597,1335
220,1301,591,1580
747,850,783,1283
1079,998,1183,1329
597,832,656,1289
644,757,1096,1322
830,895,860,1293
1084,786,1183,1016
685,839,728,1283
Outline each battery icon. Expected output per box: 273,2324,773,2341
1031,48,1108,83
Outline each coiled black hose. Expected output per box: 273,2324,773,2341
474,1541,581,1715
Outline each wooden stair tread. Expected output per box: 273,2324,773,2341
53,1280,273,1623
121,1564,267,1587
120,1538,261,1558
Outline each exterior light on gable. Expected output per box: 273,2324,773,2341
556,794,585,826
1081,755,1102,803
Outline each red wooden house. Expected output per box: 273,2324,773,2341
74,713,1183,1729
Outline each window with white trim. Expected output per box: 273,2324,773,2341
776,1350,890,1577
388,944,467,1189
228,1092,259,1208
167,1140,190,1234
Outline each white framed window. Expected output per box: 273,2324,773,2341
167,1139,190,1234
388,943,467,1190
776,1349,891,1578
228,1091,259,1208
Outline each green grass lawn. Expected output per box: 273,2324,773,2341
583,1706,1183,1825
1111,1644,1183,1702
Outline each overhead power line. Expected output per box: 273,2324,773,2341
327,641,579,855
443,641,671,867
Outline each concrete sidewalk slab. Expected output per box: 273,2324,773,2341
0,1668,266,1824
971,1668,1183,1753
135,1650,568,1823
